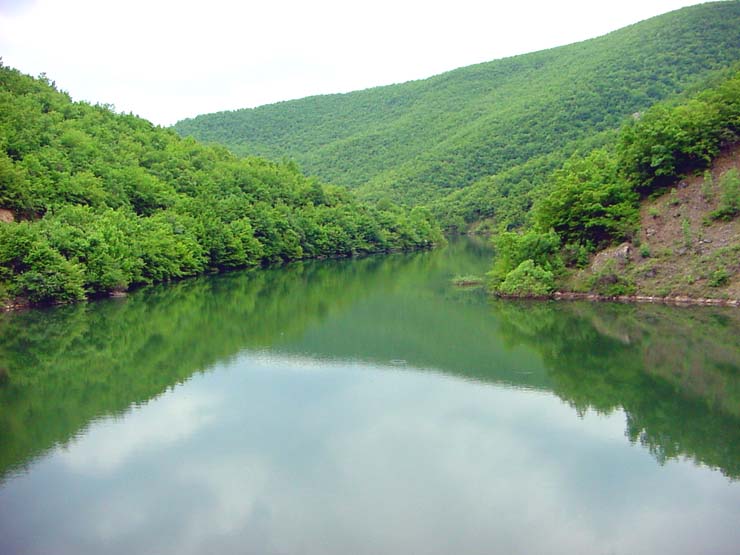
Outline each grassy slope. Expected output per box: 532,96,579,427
174,2,740,226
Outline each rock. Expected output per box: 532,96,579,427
591,242,633,273
0,208,14,223
616,243,631,258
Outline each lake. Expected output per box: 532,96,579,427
0,237,738,555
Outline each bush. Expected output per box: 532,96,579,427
561,242,591,268
681,218,692,248
489,229,563,285
701,170,714,202
14,244,86,303
708,267,730,287
497,259,555,297
618,99,725,192
586,260,636,296
535,148,639,250
617,72,740,194
710,168,740,221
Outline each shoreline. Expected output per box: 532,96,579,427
493,290,740,307
551,291,740,307
1,244,443,314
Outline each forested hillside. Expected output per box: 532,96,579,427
487,68,740,299
174,2,740,230
0,64,442,306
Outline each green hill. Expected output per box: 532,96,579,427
486,67,740,300
173,1,740,229
0,64,442,306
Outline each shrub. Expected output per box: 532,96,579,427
681,218,692,248
708,267,730,287
489,230,563,286
710,169,740,220
497,259,555,297
451,275,483,286
561,243,591,268
586,260,636,296
14,244,86,303
535,148,639,250
701,170,714,202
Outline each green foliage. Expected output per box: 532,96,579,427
493,64,740,292
534,148,639,250
710,168,740,220
709,267,730,287
497,259,555,297
0,63,443,304
701,170,714,202
586,260,637,296
560,242,591,268
174,2,740,230
14,244,86,303
617,71,740,193
451,275,483,287
0,222,87,303
681,217,693,248
489,230,563,288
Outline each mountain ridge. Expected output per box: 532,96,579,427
173,1,740,230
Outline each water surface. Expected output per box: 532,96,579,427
1,238,738,554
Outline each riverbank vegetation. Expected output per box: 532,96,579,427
488,69,740,298
0,63,443,306
169,2,740,301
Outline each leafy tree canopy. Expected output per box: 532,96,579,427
174,2,740,231
0,63,443,305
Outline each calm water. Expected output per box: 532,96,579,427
1,238,739,555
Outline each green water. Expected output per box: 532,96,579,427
0,238,739,555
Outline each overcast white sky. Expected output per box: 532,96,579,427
0,0,703,126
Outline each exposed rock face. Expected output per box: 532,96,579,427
591,242,632,273
0,209,14,223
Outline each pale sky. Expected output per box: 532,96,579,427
0,0,703,126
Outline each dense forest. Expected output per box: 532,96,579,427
174,2,740,231
0,63,443,305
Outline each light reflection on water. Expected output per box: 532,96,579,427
0,238,738,554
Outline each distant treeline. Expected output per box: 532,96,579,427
0,64,443,305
